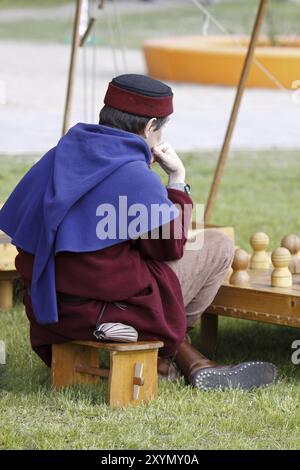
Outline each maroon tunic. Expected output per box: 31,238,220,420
15,188,193,367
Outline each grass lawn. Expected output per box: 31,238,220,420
0,0,70,8
0,1,299,47
0,149,300,449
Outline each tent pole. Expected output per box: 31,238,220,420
204,0,268,224
62,0,83,135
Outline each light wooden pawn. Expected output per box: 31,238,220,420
229,248,250,287
281,234,300,274
249,232,270,269
271,247,292,288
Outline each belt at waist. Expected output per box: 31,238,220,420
26,286,90,304
26,286,127,309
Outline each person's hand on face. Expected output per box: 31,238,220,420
142,118,185,181
151,142,185,180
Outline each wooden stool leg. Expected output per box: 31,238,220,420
200,312,219,358
108,349,158,407
52,343,99,390
0,280,13,310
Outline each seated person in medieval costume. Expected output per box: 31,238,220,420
0,74,277,390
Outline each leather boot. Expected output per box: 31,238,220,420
174,339,277,391
157,356,182,382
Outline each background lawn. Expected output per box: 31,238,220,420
0,0,70,8
0,149,300,449
0,0,299,47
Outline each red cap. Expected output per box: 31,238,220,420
104,80,173,117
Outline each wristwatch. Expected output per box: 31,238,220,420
167,182,191,195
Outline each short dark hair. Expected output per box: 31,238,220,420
99,105,169,134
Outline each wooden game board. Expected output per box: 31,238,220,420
201,267,300,356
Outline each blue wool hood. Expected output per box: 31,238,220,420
0,123,179,324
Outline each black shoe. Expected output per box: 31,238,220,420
191,361,278,391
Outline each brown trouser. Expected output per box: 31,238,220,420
164,229,235,329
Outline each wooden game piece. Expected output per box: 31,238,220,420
271,247,292,288
281,234,300,274
229,248,250,287
223,266,233,283
249,232,270,269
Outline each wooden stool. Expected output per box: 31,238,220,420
51,340,163,407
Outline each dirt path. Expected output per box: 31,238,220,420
0,0,185,22
0,41,299,154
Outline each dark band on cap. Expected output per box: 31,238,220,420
104,74,173,117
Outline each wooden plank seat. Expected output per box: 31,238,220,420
51,340,164,407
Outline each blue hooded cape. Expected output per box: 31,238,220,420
0,123,179,325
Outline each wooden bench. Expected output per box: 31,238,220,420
51,340,164,407
0,232,19,310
